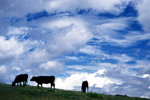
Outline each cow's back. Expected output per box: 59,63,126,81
36,76,55,84
82,81,88,89
15,74,28,82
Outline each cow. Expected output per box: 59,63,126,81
115,94,127,97
12,74,28,87
81,80,88,93
30,76,55,89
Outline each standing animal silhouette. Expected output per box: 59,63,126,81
81,80,88,92
12,74,28,87
30,76,55,89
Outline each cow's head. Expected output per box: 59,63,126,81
12,82,15,86
30,76,36,81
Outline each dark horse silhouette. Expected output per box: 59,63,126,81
81,80,88,92
12,74,28,87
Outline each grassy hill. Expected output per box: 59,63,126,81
0,83,149,100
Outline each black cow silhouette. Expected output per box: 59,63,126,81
12,74,28,87
81,80,88,92
30,76,55,89
115,94,127,97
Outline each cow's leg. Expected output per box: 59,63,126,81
83,89,85,92
53,83,55,89
20,82,21,86
23,81,25,87
24,81,26,87
41,84,42,88
83,88,86,92
17,83,18,87
37,83,39,88
51,83,55,89
50,83,52,88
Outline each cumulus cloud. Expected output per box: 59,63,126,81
46,0,133,15
59,65,150,97
42,17,92,56
0,0,133,18
100,75,150,98
79,45,101,55
39,60,65,74
6,27,28,35
0,36,24,64
55,69,118,90
17,16,93,68
136,0,150,32
0,65,7,74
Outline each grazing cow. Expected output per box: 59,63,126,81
12,74,28,87
115,94,127,97
30,76,55,89
81,80,88,93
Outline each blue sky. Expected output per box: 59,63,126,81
0,0,150,98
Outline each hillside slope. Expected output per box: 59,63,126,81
0,83,149,100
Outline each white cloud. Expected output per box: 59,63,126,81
0,36,24,64
0,65,7,74
0,0,47,17
39,61,58,70
141,95,150,99
0,36,24,55
0,0,133,19
55,69,117,90
12,67,21,71
79,45,100,55
67,65,102,73
40,17,93,56
96,21,150,47
138,62,150,75
99,22,128,31
136,0,150,32
28,48,49,62
46,0,131,15
26,16,93,54
111,54,133,63
65,56,78,60
6,26,28,35
39,61,65,72
0,15,93,77
101,75,150,97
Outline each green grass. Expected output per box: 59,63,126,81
0,83,149,100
